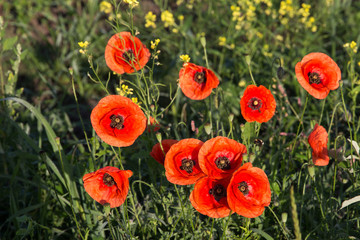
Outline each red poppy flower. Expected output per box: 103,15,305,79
83,166,133,208
90,95,147,147
164,138,206,185
198,136,247,179
295,52,341,99
227,162,271,218
190,176,232,218
179,63,219,100
150,139,179,165
308,124,329,166
105,32,150,74
240,85,276,123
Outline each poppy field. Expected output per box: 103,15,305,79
1,0,360,239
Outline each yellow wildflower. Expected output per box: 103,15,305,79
358,61,360,67
238,79,246,87
123,0,139,8
78,41,89,48
230,43,235,49
145,11,157,28
151,39,160,50
131,97,139,104
161,10,175,28
179,54,191,63
79,49,86,55
100,1,112,14
178,15,184,21
219,36,226,46
117,84,133,96
276,35,283,41
350,41,358,53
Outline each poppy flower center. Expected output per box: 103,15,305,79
110,114,124,129
179,158,195,173
194,71,206,84
215,156,231,170
308,72,321,84
248,97,263,110
209,184,226,201
238,181,249,195
103,173,116,187
122,49,135,63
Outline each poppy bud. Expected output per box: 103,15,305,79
277,66,284,80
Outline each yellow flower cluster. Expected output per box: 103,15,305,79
145,11,157,28
123,0,139,8
278,1,317,32
299,4,317,32
218,36,226,46
230,5,243,30
343,41,358,53
262,44,273,58
117,84,134,96
100,1,112,14
151,39,160,50
161,10,175,28
179,54,191,63
78,41,90,55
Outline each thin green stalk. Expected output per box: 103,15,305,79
268,207,290,240
313,183,329,231
246,59,256,86
340,84,354,158
174,184,195,233
209,218,215,239
56,140,85,240
221,212,232,240
106,214,116,240
291,94,309,156
319,98,326,125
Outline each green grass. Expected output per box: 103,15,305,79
1,0,360,239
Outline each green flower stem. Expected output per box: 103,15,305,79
291,94,309,156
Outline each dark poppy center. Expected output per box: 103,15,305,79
209,184,226,201
215,156,231,170
194,71,206,84
238,181,249,195
248,97,263,110
308,72,321,84
103,173,116,187
179,158,195,173
110,114,124,129
122,49,135,62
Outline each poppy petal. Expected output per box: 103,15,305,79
83,166,132,208
164,138,206,185
90,95,147,147
308,124,329,166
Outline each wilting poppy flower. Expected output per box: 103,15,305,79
91,95,147,147
295,52,341,99
179,63,219,100
164,138,206,185
105,32,150,74
190,176,232,218
83,166,133,208
240,85,276,123
150,139,179,165
147,116,161,132
227,162,271,218
308,124,329,166
198,136,247,179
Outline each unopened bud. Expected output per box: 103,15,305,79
204,123,212,135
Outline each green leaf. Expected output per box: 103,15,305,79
251,228,274,240
0,97,62,153
2,36,18,51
